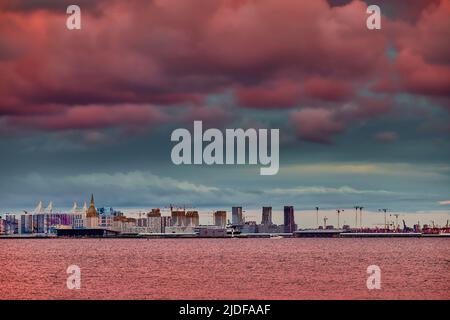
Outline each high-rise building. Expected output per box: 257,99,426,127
214,211,227,227
186,211,200,226
232,207,243,225
284,206,296,233
261,207,272,225
161,216,173,233
171,210,186,226
4,215,18,234
32,214,46,233
20,214,33,234
147,216,163,233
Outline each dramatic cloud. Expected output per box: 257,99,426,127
6,104,170,132
290,108,345,144
0,0,448,143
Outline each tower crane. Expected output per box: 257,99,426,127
354,206,360,229
378,208,389,231
336,209,344,229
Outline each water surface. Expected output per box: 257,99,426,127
0,238,449,299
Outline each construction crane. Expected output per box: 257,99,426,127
378,208,389,231
354,206,360,228
315,207,320,229
336,209,344,229
359,206,364,229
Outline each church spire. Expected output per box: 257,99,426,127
86,193,98,218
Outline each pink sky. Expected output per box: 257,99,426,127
0,0,448,143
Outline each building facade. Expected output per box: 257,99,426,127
20,214,33,234
261,207,273,225
171,210,186,227
232,206,243,225
185,211,200,227
214,211,227,227
284,206,297,233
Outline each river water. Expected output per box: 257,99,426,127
0,238,449,299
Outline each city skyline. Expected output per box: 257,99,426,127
2,196,449,230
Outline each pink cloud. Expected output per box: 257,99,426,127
394,0,450,65
290,108,345,144
236,80,301,108
395,50,450,96
375,0,450,100
0,0,448,142
6,104,169,132
302,77,354,102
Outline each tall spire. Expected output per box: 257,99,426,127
71,202,78,214
86,193,98,218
